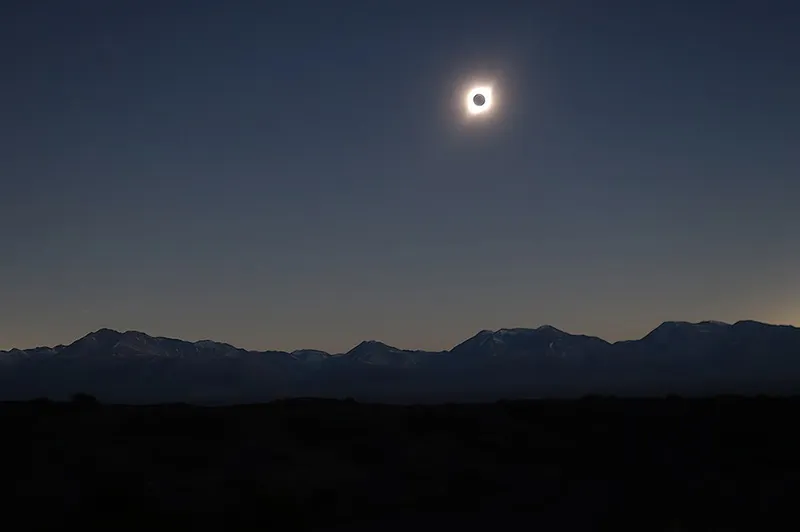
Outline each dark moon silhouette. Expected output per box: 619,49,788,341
473,93,486,106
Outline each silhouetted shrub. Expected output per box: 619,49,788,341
30,397,54,405
71,392,99,405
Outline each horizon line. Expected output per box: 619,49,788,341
4,319,797,355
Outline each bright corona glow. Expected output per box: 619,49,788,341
466,85,493,115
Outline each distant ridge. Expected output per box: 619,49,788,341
9,320,796,355
1,320,799,403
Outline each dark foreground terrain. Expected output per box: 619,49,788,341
2,396,799,530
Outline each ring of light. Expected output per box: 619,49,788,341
466,86,493,115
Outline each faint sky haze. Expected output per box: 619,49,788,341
1,1,798,352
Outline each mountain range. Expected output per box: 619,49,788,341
2,320,799,403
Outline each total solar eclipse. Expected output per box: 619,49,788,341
465,85,493,116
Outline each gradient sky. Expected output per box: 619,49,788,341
2,0,798,353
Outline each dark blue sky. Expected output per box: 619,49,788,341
2,0,799,352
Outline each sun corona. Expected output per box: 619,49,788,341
465,85,493,116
